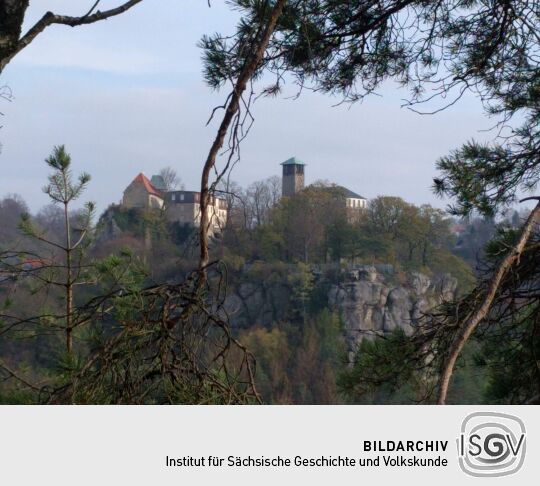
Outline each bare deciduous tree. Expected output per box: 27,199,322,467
158,166,183,192
246,176,281,228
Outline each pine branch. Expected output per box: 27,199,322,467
437,200,540,404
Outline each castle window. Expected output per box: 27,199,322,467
171,194,176,201
180,194,185,201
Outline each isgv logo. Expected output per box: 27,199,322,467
457,412,526,477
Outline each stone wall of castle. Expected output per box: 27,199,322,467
122,183,163,209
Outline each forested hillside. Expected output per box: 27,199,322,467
1,162,521,404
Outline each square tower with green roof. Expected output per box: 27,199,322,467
281,156,305,197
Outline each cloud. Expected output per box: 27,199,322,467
15,38,165,75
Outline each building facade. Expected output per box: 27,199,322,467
122,173,164,209
165,190,227,230
339,186,368,222
121,173,227,230
339,186,367,209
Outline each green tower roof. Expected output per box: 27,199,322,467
280,156,305,166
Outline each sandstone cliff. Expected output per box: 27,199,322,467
328,265,457,361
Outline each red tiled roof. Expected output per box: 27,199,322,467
132,173,162,197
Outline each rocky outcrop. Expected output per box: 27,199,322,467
328,266,457,361
224,263,458,362
94,206,122,244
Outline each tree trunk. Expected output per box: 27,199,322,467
198,0,287,274
0,0,29,73
64,199,73,354
437,201,540,404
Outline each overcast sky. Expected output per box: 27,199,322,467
0,0,499,215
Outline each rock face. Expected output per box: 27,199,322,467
225,280,293,329
328,265,457,361
223,263,458,363
94,207,122,244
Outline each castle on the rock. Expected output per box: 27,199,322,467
280,157,367,209
122,172,228,230
121,157,367,229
